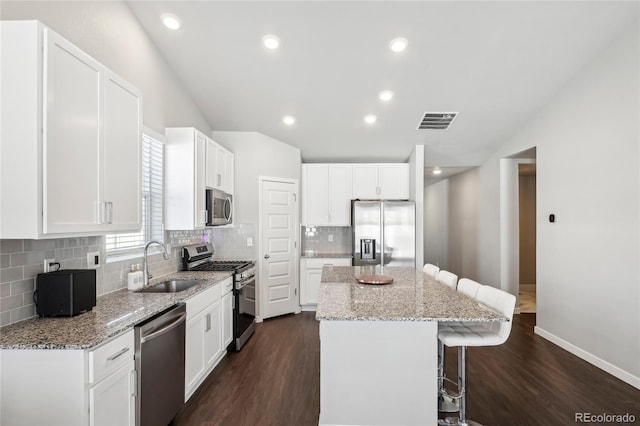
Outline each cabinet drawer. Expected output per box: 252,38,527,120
89,330,134,384
306,258,351,269
186,283,222,320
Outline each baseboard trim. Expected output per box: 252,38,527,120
300,305,317,312
514,307,521,314
534,326,640,390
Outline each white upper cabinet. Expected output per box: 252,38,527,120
302,165,329,225
352,164,409,200
328,165,352,225
377,164,410,199
301,164,352,226
43,29,103,234
165,127,208,230
206,139,234,194
102,71,142,232
0,21,141,238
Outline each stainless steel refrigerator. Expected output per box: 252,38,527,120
351,200,415,267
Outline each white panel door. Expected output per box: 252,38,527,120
260,179,298,319
328,164,352,225
43,29,102,234
102,71,141,231
302,164,329,225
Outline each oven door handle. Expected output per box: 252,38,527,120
236,278,255,290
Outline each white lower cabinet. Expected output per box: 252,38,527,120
300,258,352,307
89,361,136,426
0,329,135,426
184,277,233,401
222,288,233,347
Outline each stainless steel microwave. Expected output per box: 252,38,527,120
206,188,233,226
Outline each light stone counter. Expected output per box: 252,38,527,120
316,265,506,322
0,270,232,349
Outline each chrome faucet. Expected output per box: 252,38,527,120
143,240,170,287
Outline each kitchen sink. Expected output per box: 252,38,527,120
138,279,205,293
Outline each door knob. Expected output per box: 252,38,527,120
264,254,270,259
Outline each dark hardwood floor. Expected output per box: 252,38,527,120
174,312,639,426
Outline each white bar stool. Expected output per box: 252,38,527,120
423,263,440,278
437,270,458,290
438,278,483,413
437,285,516,426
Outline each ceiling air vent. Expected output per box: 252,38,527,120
417,112,458,130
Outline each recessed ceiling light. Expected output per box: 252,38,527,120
389,37,408,53
262,34,281,50
282,115,295,126
378,90,394,102
161,13,182,30
364,115,377,124
433,168,442,175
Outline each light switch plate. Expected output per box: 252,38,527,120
87,251,100,269
247,237,253,247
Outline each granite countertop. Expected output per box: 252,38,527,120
301,251,352,258
0,270,233,350
316,266,507,322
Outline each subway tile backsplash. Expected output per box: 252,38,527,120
0,224,258,328
301,226,352,254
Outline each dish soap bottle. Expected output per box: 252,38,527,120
128,264,144,291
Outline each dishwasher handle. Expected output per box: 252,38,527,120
140,312,187,344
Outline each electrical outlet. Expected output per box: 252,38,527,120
43,258,56,273
328,234,334,242
87,251,100,269
247,237,253,247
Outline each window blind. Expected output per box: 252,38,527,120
106,133,164,253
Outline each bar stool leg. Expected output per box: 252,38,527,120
438,345,482,426
438,341,459,413
458,346,467,424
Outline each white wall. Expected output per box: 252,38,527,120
424,23,640,386
424,179,449,269
0,1,211,133
409,145,425,269
211,131,301,226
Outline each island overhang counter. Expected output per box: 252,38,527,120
315,266,507,426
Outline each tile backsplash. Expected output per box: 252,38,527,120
0,225,256,328
301,226,352,254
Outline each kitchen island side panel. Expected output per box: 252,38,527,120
319,319,437,426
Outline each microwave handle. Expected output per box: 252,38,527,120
224,197,232,223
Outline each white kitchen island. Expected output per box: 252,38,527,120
316,266,506,426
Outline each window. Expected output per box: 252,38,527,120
106,131,164,254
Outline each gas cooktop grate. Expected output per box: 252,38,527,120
190,261,252,272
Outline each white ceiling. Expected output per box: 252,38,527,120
126,1,638,168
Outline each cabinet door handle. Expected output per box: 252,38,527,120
217,173,222,187
205,313,211,332
106,201,113,224
130,369,137,397
107,347,130,361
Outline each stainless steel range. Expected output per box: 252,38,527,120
182,244,256,351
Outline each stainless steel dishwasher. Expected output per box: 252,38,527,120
135,303,186,426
